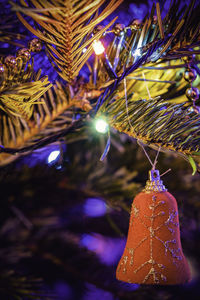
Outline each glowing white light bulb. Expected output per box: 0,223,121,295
48,150,60,164
95,118,108,133
92,40,105,55
82,48,87,53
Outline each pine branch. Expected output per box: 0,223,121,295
11,0,122,82
126,1,200,64
88,0,200,173
98,96,200,171
85,1,200,114
0,57,52,120
91,1,200,93
0,81,94,165
2,0,199,170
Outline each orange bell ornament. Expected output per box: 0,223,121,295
116,169,191,285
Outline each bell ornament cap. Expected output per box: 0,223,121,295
144,169,167,193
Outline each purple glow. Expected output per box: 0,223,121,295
16,144,66,167
83,283,114,300
129,3,148,20
118,281,139,291
84,198,107,217
80,233,126,265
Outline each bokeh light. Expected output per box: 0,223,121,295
84,198,107,217
80,233,126,266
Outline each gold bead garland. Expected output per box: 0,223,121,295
1,38,43,76
183,54,200,113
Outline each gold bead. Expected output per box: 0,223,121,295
184,68,197,83
113,23,125,36
16,48,31,62
4,55,17,68
130,19,142,30
28,38,42,52
186,87,200,101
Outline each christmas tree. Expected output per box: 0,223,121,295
0,0,200,299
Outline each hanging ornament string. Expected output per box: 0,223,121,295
137,140,154,169
152,145,160,170
142,71,152,100
124,75,133,130
138,141,171,176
